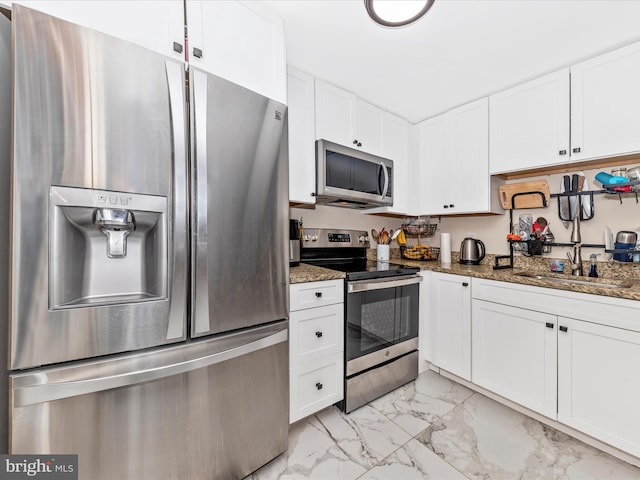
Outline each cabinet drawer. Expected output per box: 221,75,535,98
290,304,344,367
290,280,344,311
290,355,344,424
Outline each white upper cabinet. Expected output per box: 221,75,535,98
416,112,449,216
489,69,570,174
416,98,499,216
9,0,185,59
315,80,357,148
315,80,385,157
355,100,385,155
382,113,410,214
287,67,316,205
186,0,287,104
571,40,640,162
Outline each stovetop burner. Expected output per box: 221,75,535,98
299,228,419,280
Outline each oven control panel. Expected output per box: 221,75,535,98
328,233,351,243
301,228,370,248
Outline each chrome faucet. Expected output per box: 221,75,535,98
567,201,583,276
567,245,584,277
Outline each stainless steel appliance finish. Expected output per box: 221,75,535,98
290,219,301,266
11,322,288,480
300,228,420,414
0,9,11,454
5,6,290,478
345,350,418,414
316,139,394,209
11,6,188,369
190,68,288,337
459,237,486,265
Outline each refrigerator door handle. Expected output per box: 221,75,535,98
12,327,287,408
165,60,188,340
191,68,211,335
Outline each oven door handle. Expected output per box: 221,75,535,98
347,275,422,293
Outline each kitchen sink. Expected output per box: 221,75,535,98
514,272,633,289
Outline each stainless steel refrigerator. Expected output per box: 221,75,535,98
1,5,289,479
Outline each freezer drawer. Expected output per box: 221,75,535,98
10,322,289,480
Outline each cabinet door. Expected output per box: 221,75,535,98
450,98,490,213
489,69,570,174
355,100,384,156
187,0,286,104
429,273,472,380
10,0,184,59
416,113,450,215
287,67,316,204
315,80,356,146
417,271,432,372
472,300,557,418
571,41,640,162
558,317,640,457
382,113,410,214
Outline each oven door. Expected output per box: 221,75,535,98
345,275,421,376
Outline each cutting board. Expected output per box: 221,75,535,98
499,180,550,209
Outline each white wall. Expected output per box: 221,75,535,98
290,205,404,240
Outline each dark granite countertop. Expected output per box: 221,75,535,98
289,263,346,284
290,251,640,302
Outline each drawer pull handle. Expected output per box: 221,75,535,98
462,282,469,287
315,382,323,390
315,292,323,298
572,147,581,153
315,331,323,338
559,326,568,332
546,322,554,329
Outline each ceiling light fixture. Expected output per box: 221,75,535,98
364,0,435,28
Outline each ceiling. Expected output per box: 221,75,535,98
261,0,640,124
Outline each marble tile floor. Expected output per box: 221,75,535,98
248,370,640,479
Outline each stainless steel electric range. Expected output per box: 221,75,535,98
301,228,422,413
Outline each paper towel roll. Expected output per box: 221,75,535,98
440,233,452,264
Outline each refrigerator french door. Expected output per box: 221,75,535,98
4,6,289,479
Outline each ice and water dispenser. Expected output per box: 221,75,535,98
49,186,168,309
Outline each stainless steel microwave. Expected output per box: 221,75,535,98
316,139,393,209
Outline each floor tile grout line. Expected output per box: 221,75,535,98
360,387,478,479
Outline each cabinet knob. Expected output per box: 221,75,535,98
443,205,449,209
546,322,554,329
173,42,183,54
462,282,469,287
572,147,581,153
449,204,455,208
315,382,323,390
315,292,323,298
353,139,358,145
559,149,567,155
193,47,203,58
357,142,362,147
315,330,323,338
559,325,568,332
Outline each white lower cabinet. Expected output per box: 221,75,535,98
557,317,640,458
289,280,344,423
427,272,472,381
472,300,557,419
471,278,640,460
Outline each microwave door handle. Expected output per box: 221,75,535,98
378,162,389,199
